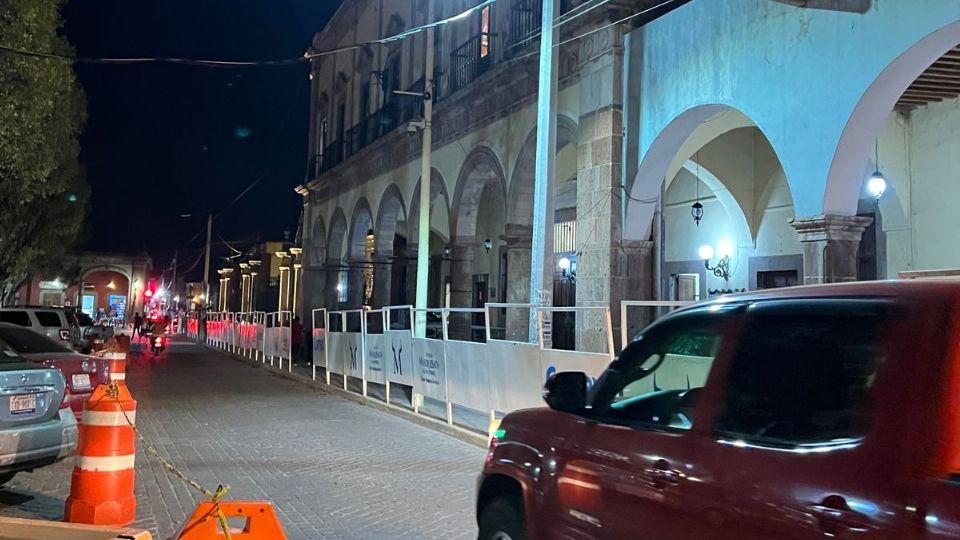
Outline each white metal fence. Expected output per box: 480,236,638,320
197,299,696,432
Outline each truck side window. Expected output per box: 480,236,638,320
715,307,885,448
595,315,725,431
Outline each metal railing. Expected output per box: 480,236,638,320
450,34,492,94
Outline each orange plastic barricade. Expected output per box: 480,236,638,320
64,356,138,526
172,501,288,539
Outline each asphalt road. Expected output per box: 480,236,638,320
0,337,485,539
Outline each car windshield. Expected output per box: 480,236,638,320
74,312,94,326
0,327,73,354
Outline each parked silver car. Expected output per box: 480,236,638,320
0,344,78,486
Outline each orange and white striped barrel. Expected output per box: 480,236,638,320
65,357,137,526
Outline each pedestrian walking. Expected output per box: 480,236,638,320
291,316,304,366
133,312,143,339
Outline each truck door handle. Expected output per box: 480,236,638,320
808,495,871,534
645,458,679,487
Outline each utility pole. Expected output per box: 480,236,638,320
202,213,213,309
529,0,559,344
414,0,435,338
171,247,178,312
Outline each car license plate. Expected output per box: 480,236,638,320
10,394,36,415
72,373,91,390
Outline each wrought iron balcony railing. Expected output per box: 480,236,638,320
450,33,492,94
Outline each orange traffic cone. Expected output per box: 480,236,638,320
64,355,138,526
172,501,287,539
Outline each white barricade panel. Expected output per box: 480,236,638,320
486,341,543,413
444,341,492,413
312,328,326,366
345,332,363,378
412,338,447,401
540,350,611,389
254,324,265,351
384,330,414,386
328,333,345,375
263,327,278,357
365,334,386,383
277,327,291,360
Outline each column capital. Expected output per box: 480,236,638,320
789,214,874,243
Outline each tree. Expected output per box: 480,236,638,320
0,0,89,303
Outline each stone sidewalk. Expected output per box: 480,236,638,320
0,338,485,539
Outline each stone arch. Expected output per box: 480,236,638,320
626,105,789,241
409,168,451,244
507,116,579,228
326,207,348,265
451,146,507,242
374,184,408,257
81,264,131,283
347,198,375,261
825,19,960,215
308,214,327,268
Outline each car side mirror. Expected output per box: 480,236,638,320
543,371,588,414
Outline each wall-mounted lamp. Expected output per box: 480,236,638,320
444,247,451,257
483,238,493,251
558,256,576,282
691,201,704,227
699,241,732,281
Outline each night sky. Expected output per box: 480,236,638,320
62,1,342,279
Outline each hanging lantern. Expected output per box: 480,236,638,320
691,201,704,227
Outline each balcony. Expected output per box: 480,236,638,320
450,33,492,94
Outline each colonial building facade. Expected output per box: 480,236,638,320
299,0,960,348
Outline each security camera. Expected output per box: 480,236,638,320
407,119,426,136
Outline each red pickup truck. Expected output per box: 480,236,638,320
478,280,960,539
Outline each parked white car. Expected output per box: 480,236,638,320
0,306,82,351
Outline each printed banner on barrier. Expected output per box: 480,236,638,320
328,332,344,375
384,330,413,386
412,338,446,401
312,328,326,367
365,334,385,383
345,332,363,378
277,327,291,360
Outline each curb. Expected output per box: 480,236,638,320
201,343,489,449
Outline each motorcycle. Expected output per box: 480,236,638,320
150,333,166,355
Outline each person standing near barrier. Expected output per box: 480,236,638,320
291,316,304,366
133,313,143,339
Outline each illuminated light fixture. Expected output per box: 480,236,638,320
483,238,493,251
700,243,731,281
444,247,451,257
336,283,345,293
867,171,887,200
558,257,571,271
869,139,887,201
144,289,153,298
107,280,116,290
366,228,375,241
173,295,180,302
67,194,78,203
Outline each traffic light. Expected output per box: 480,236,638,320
143,279,157,302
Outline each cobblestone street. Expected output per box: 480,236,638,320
0,338,484,539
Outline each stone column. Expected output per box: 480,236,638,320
324,263,340,310
503,226,532,342
301,267,326,319
789,214,874,284
448,243,475,340
372,256,393,308
347,260,368,309
404,246,419,308
574,23,636,353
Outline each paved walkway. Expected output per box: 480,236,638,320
0,338,484,539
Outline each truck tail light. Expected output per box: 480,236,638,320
59,329,71,341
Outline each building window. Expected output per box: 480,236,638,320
480,6,491,58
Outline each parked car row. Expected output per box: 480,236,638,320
0,307,118,488
0,305,114,354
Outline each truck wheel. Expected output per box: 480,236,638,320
0,473,16,487
478,497,525,540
